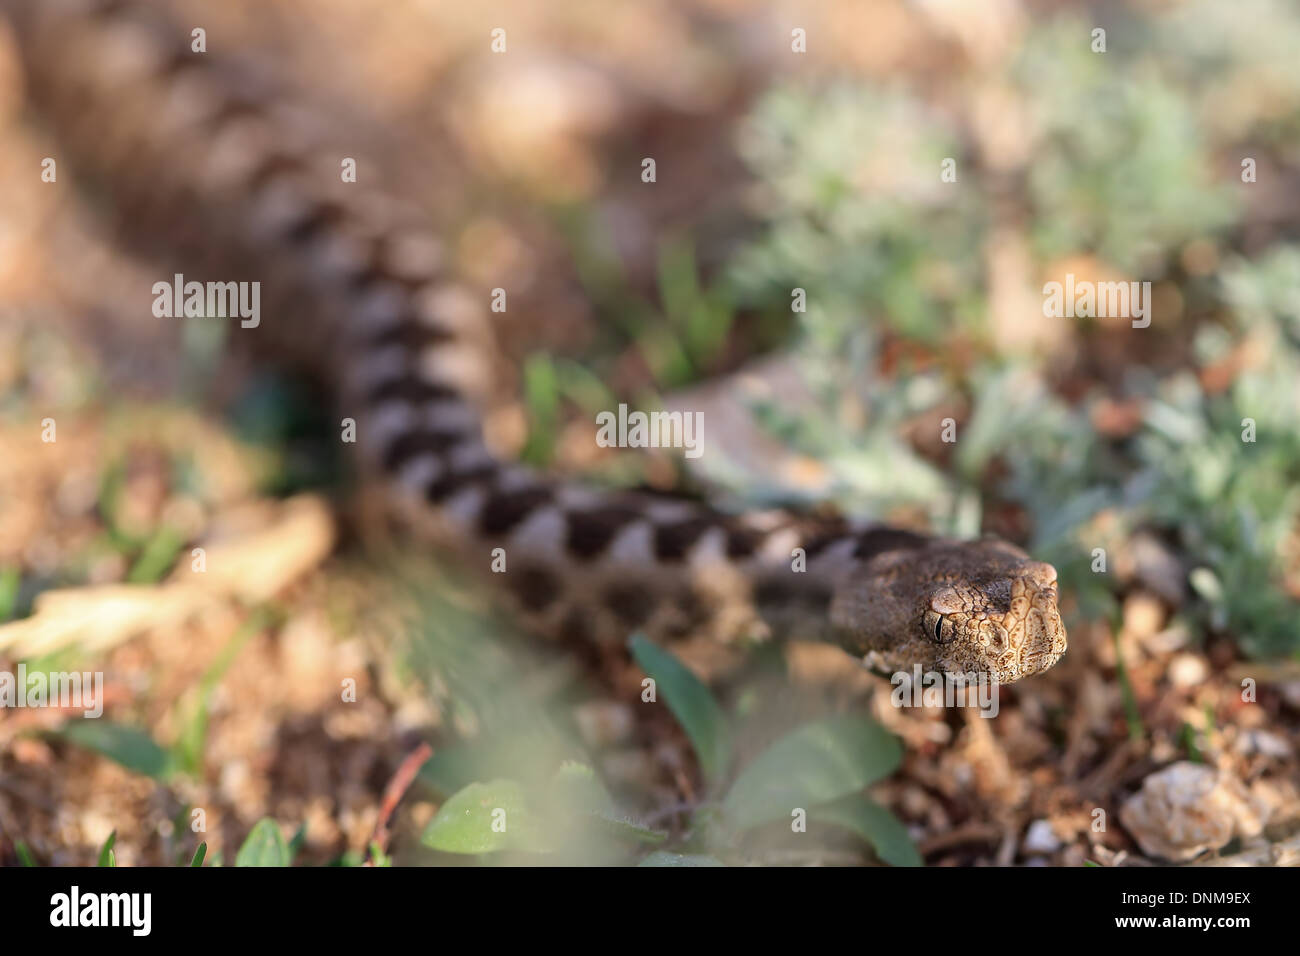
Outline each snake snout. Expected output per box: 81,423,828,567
1017,602,1067,677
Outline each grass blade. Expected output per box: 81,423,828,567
629,634,730,783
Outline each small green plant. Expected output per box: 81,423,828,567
418,635,921,866
0,567,20,621
235,819,293,867
45,604,276,780
97,830,117,867
13,830,212,868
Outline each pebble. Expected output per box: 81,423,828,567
1119,761,1268,861
1168,653,1208,688
1023,819,1062,854
1122,592,1165,641
1280,681,1300,710
1233,729,1291,759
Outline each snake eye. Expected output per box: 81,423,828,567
923,611,954,645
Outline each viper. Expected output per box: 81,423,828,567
1,0,1067,684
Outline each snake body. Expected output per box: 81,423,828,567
3,0,1067,683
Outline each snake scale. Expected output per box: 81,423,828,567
3,0,1066,684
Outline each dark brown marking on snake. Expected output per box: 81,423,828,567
343,276,409,339
506,564,561,613
157,58,199,87
365,373,459,406
207,97,264,136
664,588,713,638
753,578,798,607
244,153,309,195
725,525,763,559
604,582,655,628
653,517,716,561
479,485,554,537
88,0,133,21
556,606,594,646
853,527,928,562
424,463,496,503
364,317,455,352
799,519,853,558
345,261,387,295
980,578,1014,613
754,577,833,609
565,506,644,561
381,428,474,473
282,200,345,246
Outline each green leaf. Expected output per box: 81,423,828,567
235,819,291,867
287,823,308,863
417,743,483,795
97,830,117,867
520,354,561,466
545,763,667,846
0,567,19,621
170,703,208,778
1111,631,1145,743
638,851,725,867
551,761,613,815
15,842,37,867
170,607,268,776
592,815,668,845
629,634,730,783
723,715,901,831
815,795,922,867
417,726,573,797
54,722,173,780
127,526,184,584
421,780,546,854
190,842,207,867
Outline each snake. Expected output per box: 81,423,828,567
2,0,1067,684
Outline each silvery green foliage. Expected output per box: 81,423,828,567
1158,0,1300,144
951,251,1300,657
729,83,986,351
721,84,979,523
719,8,1300,656
1015,17,1240,272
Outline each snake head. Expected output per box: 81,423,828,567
830,536,1067,684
